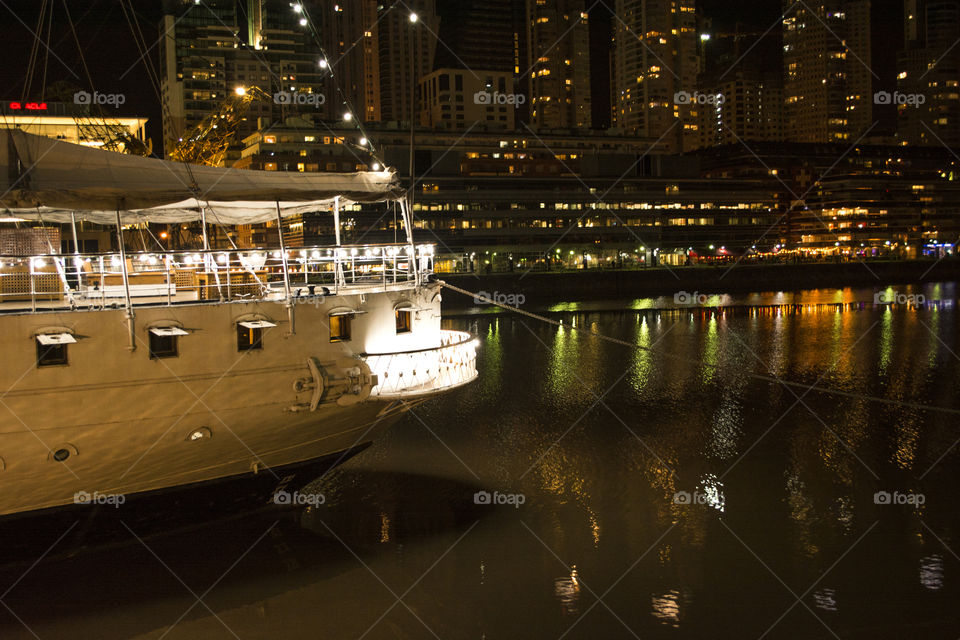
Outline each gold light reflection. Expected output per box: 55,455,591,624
925,304,940,367
536,451,588,500
480,319,504,394
629,316,653,394
379,512,391,543
700,315,719,384
554,566,581,614
878,306,893,374
547,321,581,399
547,302,582,312
475,291,956,614
893,418,919,470
658,544,671,565
651,590,681,627
629,297,658,310
588,511,600,547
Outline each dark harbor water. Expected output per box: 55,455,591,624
3,284,960,639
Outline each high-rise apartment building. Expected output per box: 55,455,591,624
435,0,517,73
435,0,529,123
613,0,699,153
377,0,439,123
896,0,960,146
418,68,516,130
697,70,784,148
316,0,381,123
696,34,784,148
159,0,326,162
782,0,872,143
526,0,592,130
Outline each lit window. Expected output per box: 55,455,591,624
237,320,275,351
329,314,351,342
395,309,412,334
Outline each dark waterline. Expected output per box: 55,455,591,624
2,285,960,639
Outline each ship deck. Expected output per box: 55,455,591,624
0,242,435,315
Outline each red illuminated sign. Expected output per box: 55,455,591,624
7,102,47,110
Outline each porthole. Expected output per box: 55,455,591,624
48,444,78,462
187,427,212,442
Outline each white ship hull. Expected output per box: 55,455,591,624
0,282,477,518
0,129,477,523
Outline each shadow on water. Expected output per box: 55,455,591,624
0,469,489,640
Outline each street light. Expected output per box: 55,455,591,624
409,12,418,23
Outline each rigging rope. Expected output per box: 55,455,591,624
439,281,960,417
22,0,48,101
40,1,54,102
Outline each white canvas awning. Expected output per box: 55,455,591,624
0,129,403,223
36,333,77,345
237,320,277,329
149,327,190,337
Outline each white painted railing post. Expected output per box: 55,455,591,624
115,209,136,351
400,198,418,286
70,212,82,292
275,201,295,335
333,196,341,247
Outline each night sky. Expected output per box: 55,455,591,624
0,0,906,150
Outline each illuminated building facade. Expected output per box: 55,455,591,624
526,0,592,129
698,142,960,253
376,0,439,123
0,101,147,149
896,0,960,146
696,70,783,148
237,120,778,261
613,0,700,153
435,0,520,74
695,29,784,149
434,0,529,123
782,0,873,143
238,122,960,262
159,0,326,160
417,68,517,130
316,0,381,123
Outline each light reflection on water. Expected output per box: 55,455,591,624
2,285,959,639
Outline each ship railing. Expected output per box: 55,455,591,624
363,330,479,399
0,243,436,312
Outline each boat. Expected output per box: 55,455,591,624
0,129,478,522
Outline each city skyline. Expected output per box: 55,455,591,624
0,0,918,154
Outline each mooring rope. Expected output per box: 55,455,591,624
440,281,960,417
